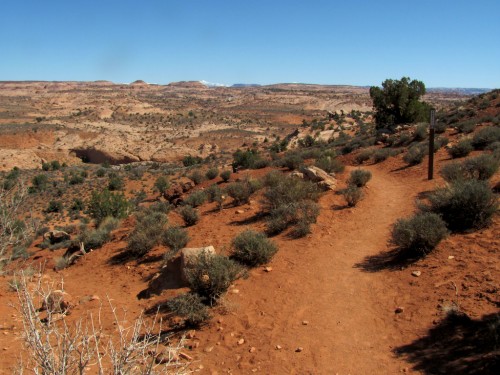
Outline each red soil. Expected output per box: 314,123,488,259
0,151,498,374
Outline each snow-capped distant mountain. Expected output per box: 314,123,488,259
199,80,229,87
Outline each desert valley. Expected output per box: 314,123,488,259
0,80,498,374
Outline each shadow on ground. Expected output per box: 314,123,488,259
395,312,500,374
354,247,420,272
137,257,185,300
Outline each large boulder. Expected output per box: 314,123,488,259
180,246,216,282
43,230,70,244
302,166,337,190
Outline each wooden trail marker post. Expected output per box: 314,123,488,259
428,109,435,180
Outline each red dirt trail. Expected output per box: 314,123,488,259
196,165,422,374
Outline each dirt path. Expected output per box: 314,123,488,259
200,165,422,374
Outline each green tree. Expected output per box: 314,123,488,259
369,77,431,131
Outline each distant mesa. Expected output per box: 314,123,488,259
232,83,262,88
130,80,147,85
427,87,491,95
168,81,207,89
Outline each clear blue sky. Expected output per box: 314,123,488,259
1,0,499,87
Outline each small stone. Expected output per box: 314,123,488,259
295,347,303,352
264,267,273,272
237,338,245,345
249,347,256,353
275,345,282,350
395,307,404,314
217,318,224,324
231,289,239,294
217,326,224,331
186,329,196,339
205,346,214,353
302,320,309,325
448,255,455,260
236,210,244,214
411,271,421,277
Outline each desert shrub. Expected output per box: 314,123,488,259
149,201,172,214
166,293,211,327
413,123,428,141
31,174,48,192
485,141,500,153
98,216,120,233
226,181,253,206
179,206,200,226
434,136,449,151
186,253,242,304
127,211,167,256
41,162,50,171
262,172,319,212
403,144,427,165
372,149,392,163
299,147,323,160
253,159,270,169
440,163,466,182
12,245,30,260
342,185,363,207
184,190,207,207
355,150,373,164
434,121,447,134
153,176,170,194
79,226,109,250
183,155,202,167
69,174,84,185
447,139,473,158
108,174,124,191
95,168,106,177
205,168,219,180
162,226,189,256
232,149,260,170
87,190,130,225
441,154,499,182
266,200,320,236
315,156,344,173
283,153,304,170
472,127,500,149
188,170,204,185
391,212,448,257
394,133,412,147
348,169,372,187
46,200,63,213
50,160,60,170
206,184,222,203
455,120,476,134
426,179,498,232
78,217,119,249
127,167,144,180
220,170,231,182
70,198,84,212
231,230,278,266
